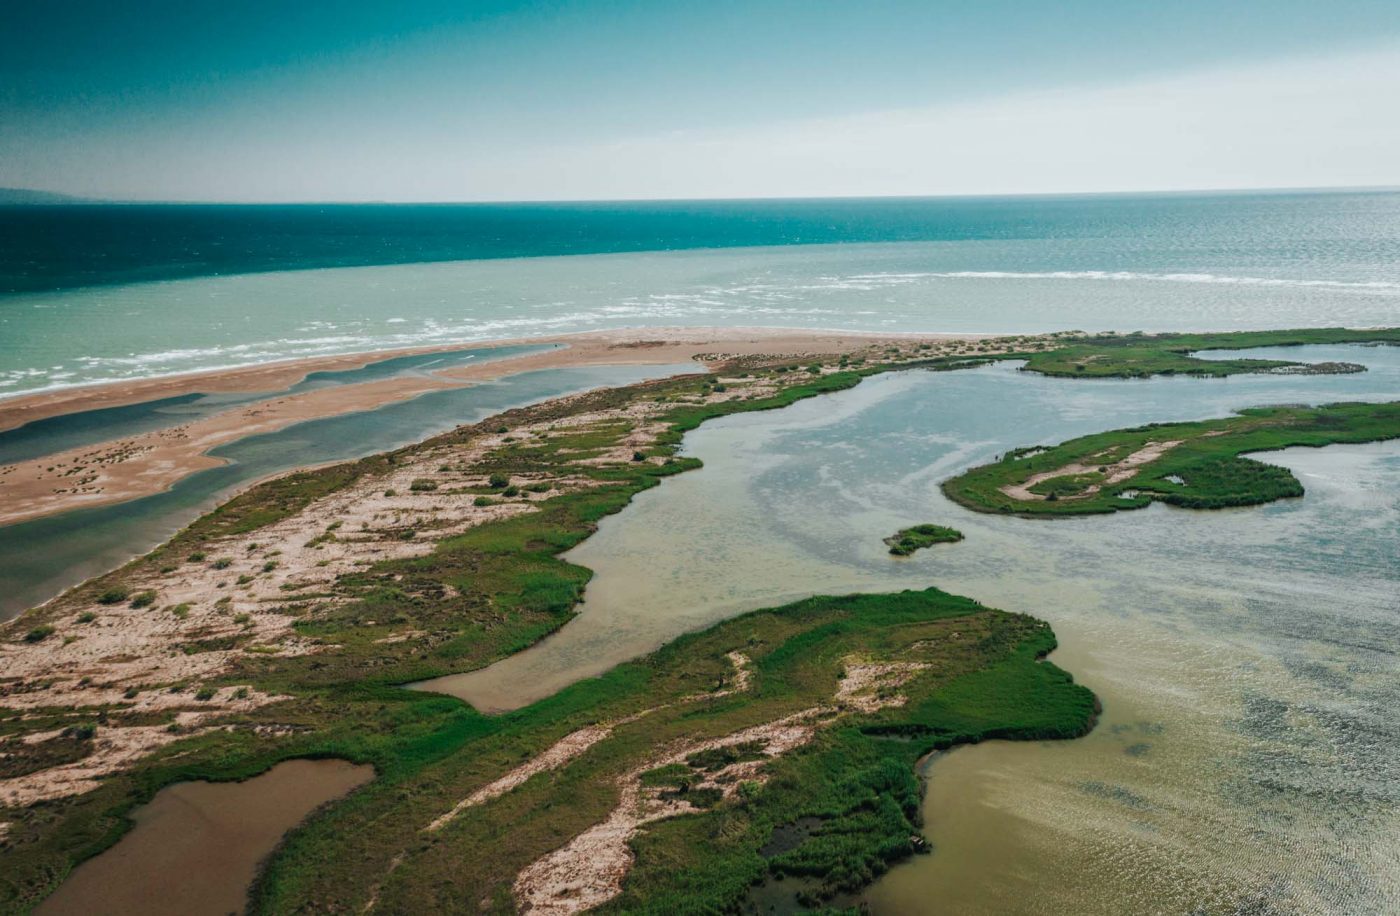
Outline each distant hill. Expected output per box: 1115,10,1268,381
0,187,91,205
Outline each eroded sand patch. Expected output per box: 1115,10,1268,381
511,657,931,915
999,439,1184,502
428,653,755,835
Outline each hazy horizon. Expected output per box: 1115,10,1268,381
6,183,1400,208
5,2,1400,202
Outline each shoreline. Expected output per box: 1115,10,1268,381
0,325,985,430
0,327,989,527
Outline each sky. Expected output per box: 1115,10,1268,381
3,0,1400,202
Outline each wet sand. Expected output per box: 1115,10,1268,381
36,758,373,916
0,326,960,430
0,327,978,526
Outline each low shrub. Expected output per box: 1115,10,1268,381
24,625,54,643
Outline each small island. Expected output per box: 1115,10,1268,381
885,524,965,555
1018,327,1397,379
943,400,1400,517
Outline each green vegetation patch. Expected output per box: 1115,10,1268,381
1027,472,1104,498
883,524,965,556
252,588,1093,913
944,400,1400,516
0,727,96,780
1020,327,1397,379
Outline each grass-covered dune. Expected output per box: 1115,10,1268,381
255,588,1094,913
943,400,1400,517
1020,327,1399,379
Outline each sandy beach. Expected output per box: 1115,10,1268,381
0,327,988,526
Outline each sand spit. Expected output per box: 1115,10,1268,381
513,658,931,915
998,439,1185,502
0,328,992,527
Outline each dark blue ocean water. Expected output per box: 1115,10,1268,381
6,190,1399,294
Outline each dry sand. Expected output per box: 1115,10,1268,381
998,439,1185,502
0,327,986,526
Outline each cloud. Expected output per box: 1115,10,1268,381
467,41,1399,200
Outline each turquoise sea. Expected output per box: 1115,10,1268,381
3,189,1399,398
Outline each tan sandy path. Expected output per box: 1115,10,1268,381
512,659,931,915
998,439,1184,502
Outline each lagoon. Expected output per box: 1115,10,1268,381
437,344,1400,912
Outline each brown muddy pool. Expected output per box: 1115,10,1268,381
37,758,372,916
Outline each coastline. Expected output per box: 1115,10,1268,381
0,326,983,429
0,327,987,527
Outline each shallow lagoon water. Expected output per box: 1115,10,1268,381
444,345,1400,912
0,361,696,620
0,343,551,466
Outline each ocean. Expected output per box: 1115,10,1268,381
3,189,1399,398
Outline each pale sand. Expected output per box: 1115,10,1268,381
0,327,987,526
512,658,932,915
998,439,1185,502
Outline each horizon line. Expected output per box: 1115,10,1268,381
5,182,1399,208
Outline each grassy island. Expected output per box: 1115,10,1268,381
943,400,1400,517
1020,327,1398,379
884,524,964,556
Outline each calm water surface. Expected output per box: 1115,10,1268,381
0,343,551,465
440,344,1400,912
